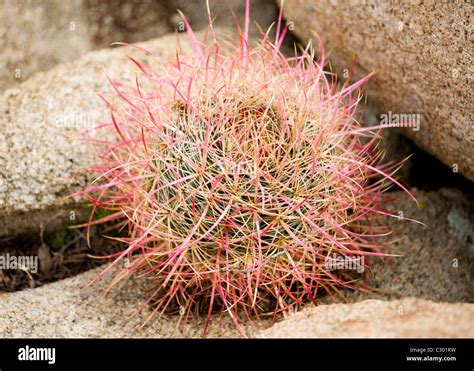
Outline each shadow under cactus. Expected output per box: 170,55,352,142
0,214,125,292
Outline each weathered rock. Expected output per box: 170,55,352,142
168,0,277,35
0,0,92,92
280,0,473,180
259,298,474,338
0,32,203,217
0,0,278,93
84,0,172,48
86,0,278,48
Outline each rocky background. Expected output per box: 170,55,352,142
0,0,472,338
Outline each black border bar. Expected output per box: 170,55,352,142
0,339,471,369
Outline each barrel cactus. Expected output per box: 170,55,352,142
80,1,416,336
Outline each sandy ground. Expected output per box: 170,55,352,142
318,187,474,305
